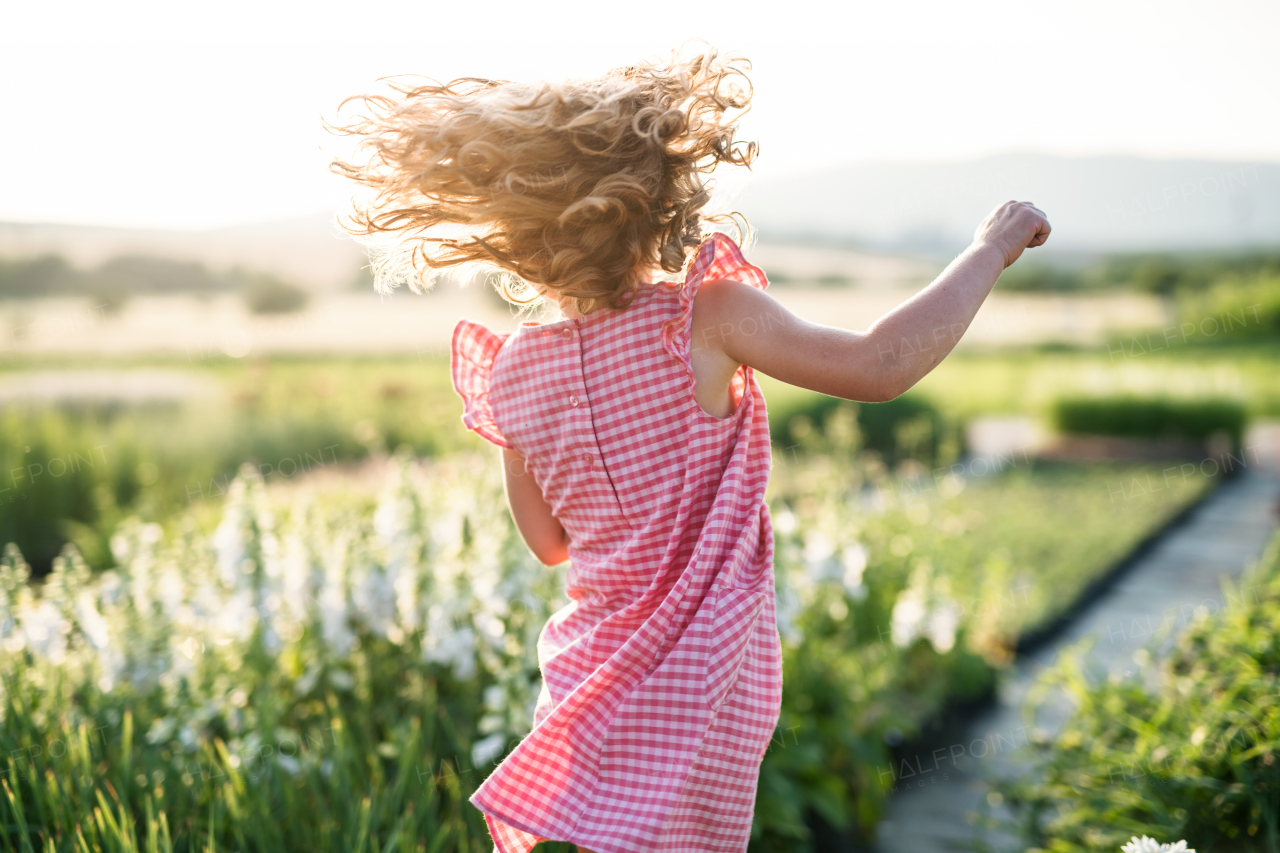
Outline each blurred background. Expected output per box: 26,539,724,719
1,2,1278,852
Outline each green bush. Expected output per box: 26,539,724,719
1049,395,1247,450
1177,274,1280,342
0,255,80,298
1095,252,1280,296
0,407,139,576
242,274,310,315
768,391,960,469
977,250,1280,295
0,358,476,576
93,256,229,294
0,253,239,299
985,530,1280,852
996,263,1090,293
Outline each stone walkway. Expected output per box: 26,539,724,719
868,465,1280,853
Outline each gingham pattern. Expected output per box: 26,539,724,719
450,233,782,853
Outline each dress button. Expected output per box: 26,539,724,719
569,395,579,407
561,328,573,340
584,453,594,466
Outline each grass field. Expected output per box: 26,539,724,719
0,330,1267,850
1,339,1272,575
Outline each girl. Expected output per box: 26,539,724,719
332,45,1049,853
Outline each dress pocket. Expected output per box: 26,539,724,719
705,585,770,714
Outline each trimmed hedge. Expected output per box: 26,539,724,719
1049,395,1247,450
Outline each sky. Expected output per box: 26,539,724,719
2,0,1278,230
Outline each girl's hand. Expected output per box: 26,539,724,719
973,200,1052,268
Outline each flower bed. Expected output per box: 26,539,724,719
0,452,1217,852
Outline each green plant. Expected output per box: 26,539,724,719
984,531,1280,853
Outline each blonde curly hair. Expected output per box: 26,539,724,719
328,43,756,315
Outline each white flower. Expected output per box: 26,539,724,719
212,470,278,597
842,543,869,600
75,591,111,650
21,600,68,663
889,561,964,654
318,533,355,656
318,581,354,657
890,587,928,647
155,566,185,618
773,584,805,647
471,733,506,767
925,600,962,654
214,590,258,644
1120,837,1195,853
772,509,798,535
423,604,476,679
802,531,835,566
213,496,249,590
349,547,396,639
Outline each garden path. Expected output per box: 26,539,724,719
866,463,1280,853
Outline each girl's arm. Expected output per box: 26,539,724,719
691,200,1051,403
500,447,569,566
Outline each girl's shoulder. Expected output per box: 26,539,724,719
449,319,512,448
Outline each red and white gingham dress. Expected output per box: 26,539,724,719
450,233,783,853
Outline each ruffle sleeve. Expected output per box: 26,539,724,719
660,231,770,380
450,319,514,450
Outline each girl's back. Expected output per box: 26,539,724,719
451,231,783,853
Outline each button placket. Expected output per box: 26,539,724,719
561,318,635,531
565,323,597,471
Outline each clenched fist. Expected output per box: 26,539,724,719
974,200,1051,269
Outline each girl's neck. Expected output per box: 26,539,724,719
555,299,584,320
542,290,589,321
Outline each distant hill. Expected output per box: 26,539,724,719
0,216,365,292
3,153,1277,292
734,153,1280,255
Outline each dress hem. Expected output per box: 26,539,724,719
470,792,598,853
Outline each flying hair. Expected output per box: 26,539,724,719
327,42,757,315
